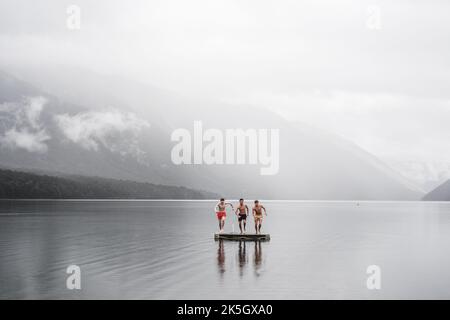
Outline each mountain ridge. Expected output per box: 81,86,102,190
0,68,424,200
423,179,450,201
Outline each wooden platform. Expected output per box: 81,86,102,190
214,233,271,241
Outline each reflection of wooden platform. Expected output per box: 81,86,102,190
214,233,270,241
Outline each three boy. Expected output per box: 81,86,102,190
215,198,267,234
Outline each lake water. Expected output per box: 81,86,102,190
0,200,449,299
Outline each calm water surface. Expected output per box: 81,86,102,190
0,200,449,299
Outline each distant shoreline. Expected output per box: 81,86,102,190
0,199,446,202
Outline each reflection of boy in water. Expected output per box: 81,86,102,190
217,240,225,275
237,241,247,277
253,241,263,277
252,200,267,234
235,199,249,234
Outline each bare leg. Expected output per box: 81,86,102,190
254,219,258,234
243,220,246,233
258,221,262,233
239,220,243,234
221,218,226,232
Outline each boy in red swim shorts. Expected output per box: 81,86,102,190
215,198,234,233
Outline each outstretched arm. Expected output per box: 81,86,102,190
245,205,249,216
262,206,267,216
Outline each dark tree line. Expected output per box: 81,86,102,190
0,169,216,199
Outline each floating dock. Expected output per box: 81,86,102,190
214,233,271,241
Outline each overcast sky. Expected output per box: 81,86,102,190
1,0,450,184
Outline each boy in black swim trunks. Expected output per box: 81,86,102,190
235,199,249,234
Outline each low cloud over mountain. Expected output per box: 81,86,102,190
55,109,149,161
0,92,150,163
0,96,50,153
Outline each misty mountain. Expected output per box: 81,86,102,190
423,179,450,201
0,69,423,200
384,159,450,193
0,168,216,199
